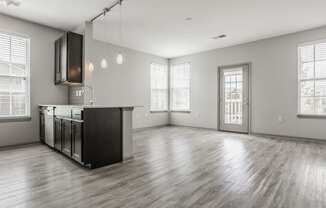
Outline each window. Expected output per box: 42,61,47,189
298,41,326,115
0,32,30,118
223,69,243,124
150,63,168,112
170,63,190,111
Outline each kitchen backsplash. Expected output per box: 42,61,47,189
69,86,84,105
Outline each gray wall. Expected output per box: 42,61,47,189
70,23,169,129
170,26,326,140
0,14,68,147
2,14,325,145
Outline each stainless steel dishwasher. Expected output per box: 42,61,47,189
44,107,55,147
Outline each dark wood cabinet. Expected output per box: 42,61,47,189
72,121,83,163
62,119,72,156
54,39,61,84
67,33,83,83
54,117,84,164
83,108,122,168
54,32,83,85
39,106,123,169
54,117,62,151
39,108,45,143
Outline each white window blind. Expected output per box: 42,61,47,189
0,32,30,118
150,63,168,111
298,41,326,115
170,63,190,111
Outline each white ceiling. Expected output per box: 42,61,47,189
1,0,326,58
0,0,116,30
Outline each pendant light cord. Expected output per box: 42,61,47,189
119,0,123,47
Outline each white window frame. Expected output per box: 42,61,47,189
170,62,191,112
150,63,168,112
0,31,30,120
298,39,326,117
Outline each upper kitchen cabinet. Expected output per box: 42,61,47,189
55,32,83,85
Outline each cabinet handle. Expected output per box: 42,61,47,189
72,124,75,139
72,123,76,154
62,123,65,138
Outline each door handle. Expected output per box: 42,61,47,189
243,98,249,105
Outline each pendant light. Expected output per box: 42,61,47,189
88,62,95,72
116,0,124,65
100,58,108,69
100,9,109,69
116,53,123,65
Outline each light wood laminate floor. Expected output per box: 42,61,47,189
1,126,326,208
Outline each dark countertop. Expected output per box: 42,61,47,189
38,104,142,109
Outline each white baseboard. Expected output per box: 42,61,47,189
250,132,326,144
133,124,170,132
0,141,41,150
153,124,326,144
169,124,218,131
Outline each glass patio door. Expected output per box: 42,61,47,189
219,64,249,133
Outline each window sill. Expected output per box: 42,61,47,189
297,114,326,119
0,116,32,123
150,110,169,114
171,110,192,114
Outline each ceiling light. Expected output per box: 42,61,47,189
100,58,108,69
116,0,124,65
91,0,125,65
116,53,123,65
88,62,95,72
213,34,227,39
1,0,7,6
0,0,21,7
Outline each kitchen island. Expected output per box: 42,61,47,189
39,105,134,169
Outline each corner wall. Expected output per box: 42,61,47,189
70,22,169,129
0,14,68,147
170,26,326,140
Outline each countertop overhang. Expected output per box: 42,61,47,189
39,104,142,109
